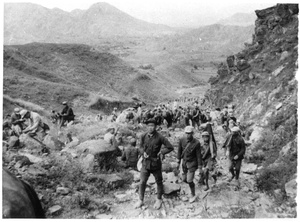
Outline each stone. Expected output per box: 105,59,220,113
81,154,95,172
129,170,140,182
56,187,70,195
249,73,255,80
228,76,235,84
19,134,43,150
43,135,64,151
280,51,289,61
75,139,116,155
18,152,43,163
272,65,285,77
285,178,297,198
249,126,264,143
226,55,235,68
276,103,283,110
96,174,124,188
166,172,178,183
237,59,250,71
242,163,258,174
8,136,19,148
250,104,264,118
280,139,297,157
147,174,156,185
163,182,181,195
65,137,80,149
27,165,46,176
48,205,63,215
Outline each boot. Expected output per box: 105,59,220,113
134,199,144,209
153,198,162,210
189,185,196,203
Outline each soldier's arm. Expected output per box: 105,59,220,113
237,138,246,158
138,134,145,154
177,139,183,163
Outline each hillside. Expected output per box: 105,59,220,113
217,13,257,26
157,24,254,57
205,3,298,210
3,43,180,115
4,2,175,45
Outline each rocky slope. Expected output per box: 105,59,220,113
205,3,298,208
4,2,175,45
217,13,257,26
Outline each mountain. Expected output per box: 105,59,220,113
217,13,257,26
4,2,176,45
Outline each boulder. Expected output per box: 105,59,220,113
97,174,124,189
13,155,32,167
242,163,258,174
280,51,289,61
280,139,297,157
166,172,178,183
81,154,95,173
95,214,113,219
285,178,297,198
250,104,264,118
43,135,64,151
163,182,181,195
26,165,47,176
65,137,80,149
19,134,43,150
129,170,140,182
147,174,156,185
48,205,63,215
8,136,19,149
56,187,70,195
75,139,116,155
249,126,264,143
18,152,43,163
237,59,250,71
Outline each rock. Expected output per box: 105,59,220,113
81,154,95,172
129,170,140,182
272,65,285,77
276,103,283,110
18,152,43,163
12,155,32,167
280,139,297,157
237,59,250,71
96,174,124,188
242,163,258,174
166,172,178,183
163,182,180,195
65,137,80,149
56,187,70,195
147,174,156,185
75,139,116,155
249,73,255,80
43,135,64,151
250,104,264,118
285,178,297,198
162,163,173,172
280,51,289,61
48,205,63,215
8,136,19,148
19,134,43,150
249,126,264,143
26,165,46,176
228,76,235,84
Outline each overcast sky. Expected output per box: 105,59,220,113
3,0,295,27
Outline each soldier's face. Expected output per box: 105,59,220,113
147,123,156,134
185,132,193,140
203,136,210,142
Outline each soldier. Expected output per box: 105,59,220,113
225,127,246,187
177,126,203,203
121,138,139,170
201,131,217,191
135,119,174,210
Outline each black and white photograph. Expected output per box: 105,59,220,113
1,0,298,219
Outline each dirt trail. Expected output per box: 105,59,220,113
95,125,286,219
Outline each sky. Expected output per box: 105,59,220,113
3,0,291,27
